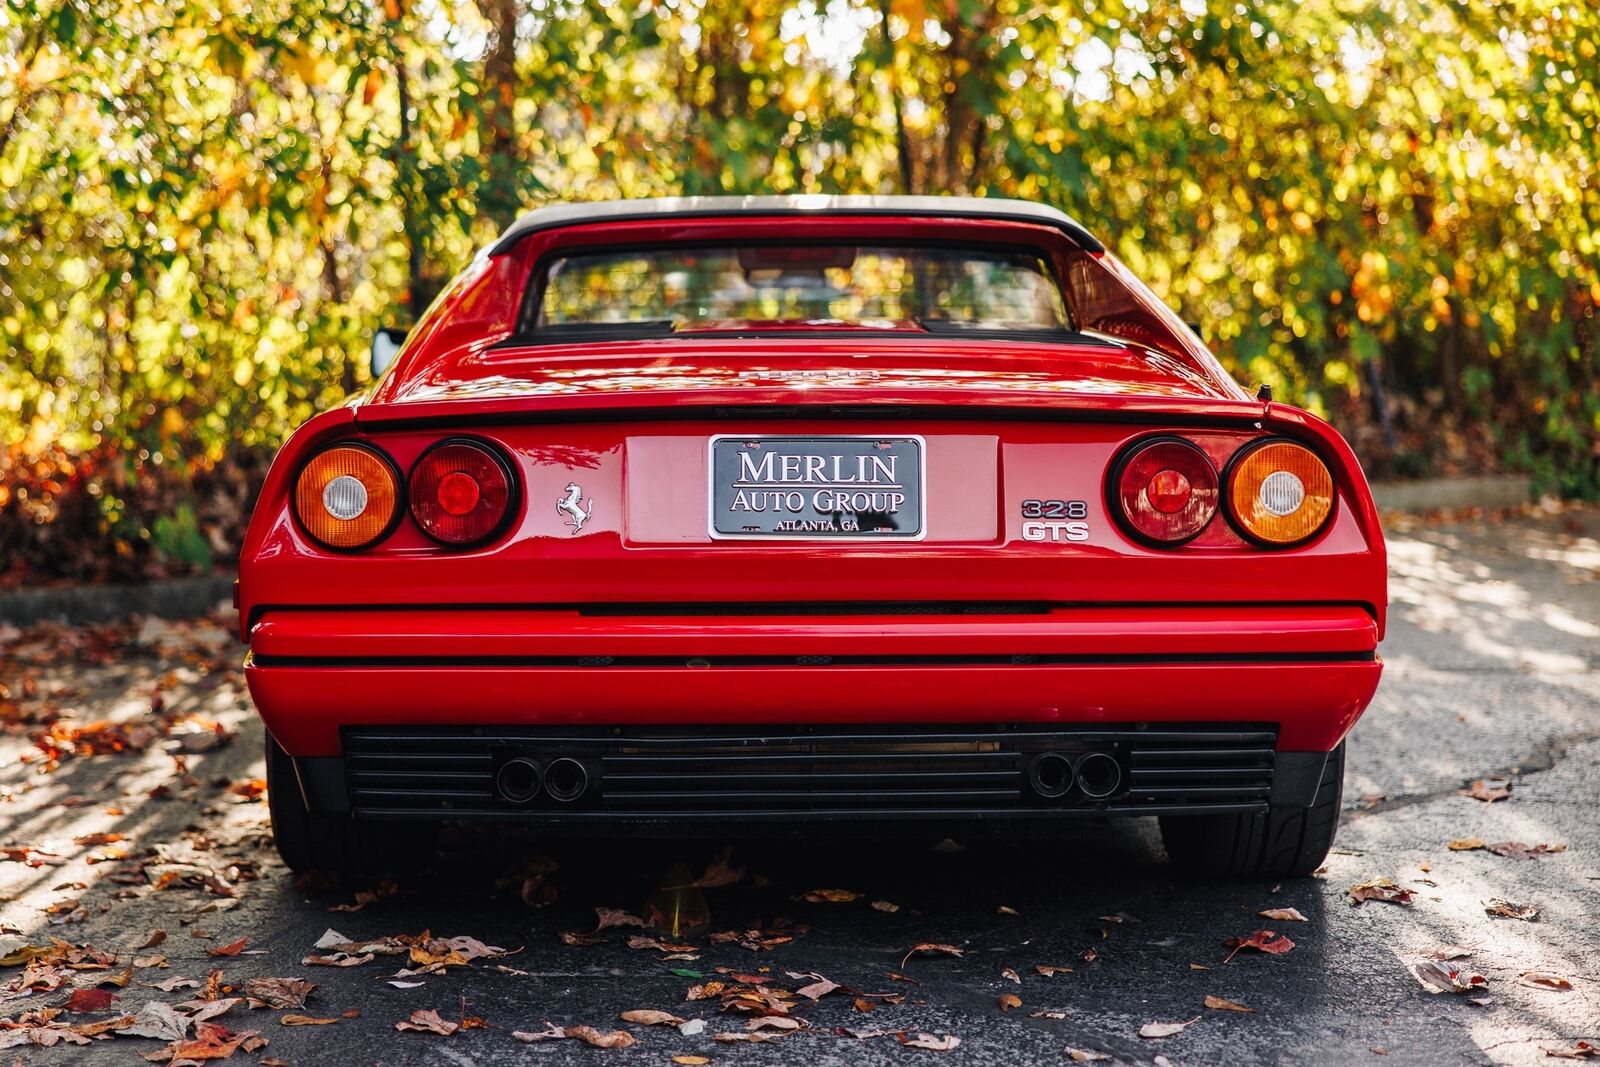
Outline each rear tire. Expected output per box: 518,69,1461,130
1160,742,1344,879
266,735,436,877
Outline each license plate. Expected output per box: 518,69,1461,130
709,435,925,540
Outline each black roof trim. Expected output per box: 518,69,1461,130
486,195,1106,256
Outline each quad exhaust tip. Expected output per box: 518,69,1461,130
543,757,591,803
1027,752,1077,799
494,757,543,804
1075,751,1123,799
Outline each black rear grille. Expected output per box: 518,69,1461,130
343,725,1276,821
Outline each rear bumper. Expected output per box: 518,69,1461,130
246,605,1381,757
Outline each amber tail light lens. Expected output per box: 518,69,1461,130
1226,439,1335,546
408,438,515,546
293,444,401,550
1111,437,1219,545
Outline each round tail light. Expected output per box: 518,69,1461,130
1226,439,1335,546
408,438,515,546
292,443,401,550
1111,437,1219,545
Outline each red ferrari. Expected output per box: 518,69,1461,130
239,196,1385,879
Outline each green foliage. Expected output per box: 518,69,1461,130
1,0,1597,515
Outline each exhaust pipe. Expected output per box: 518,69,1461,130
494,757,543,804
543,757,591,803
1027,752,1076,800
1075,751,1123,799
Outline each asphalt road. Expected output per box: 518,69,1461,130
2,505,1597,1065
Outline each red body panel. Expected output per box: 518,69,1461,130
237,205,1386,784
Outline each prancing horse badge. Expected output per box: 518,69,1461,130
556,482,593,533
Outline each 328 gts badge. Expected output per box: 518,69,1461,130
1019,499,1089,543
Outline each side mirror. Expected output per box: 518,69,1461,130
369,327,408,378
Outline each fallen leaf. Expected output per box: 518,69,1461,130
560,931,606,947
685,981,725,1001
72,832,124,847
1519,971,1575,992
853,997,876,1012
620,1009,685,1026
1459,777,1512,802
997,905,1020,916
593,908,646,932
998,993,1022,1013
900,1033,960,1050
149,976,201,993
63,988,119,1012
514,1023,636,1048
690,848,744,889
1189,963,1211,971
243,978,318,1009
1408,958,1488,994
627,935,696,954
747,1017,802,1033
1204,995,1254,1013
280,1015,339,1026
1346,878,1415,906
1224,930,1295,962
673,1058,712,1066
1419,945,1476,961
1035,964,1073,977
1484,898,1540,921
206,937,248,957
1257,907,1307,922
1081,948,1098,963
870,900,899,913
1485,842,1566,861
302,952,374,967
1543,1041,1600,1059
900,943,963,968
1065,1048,1111,1062
394,1009,459,1036
713,1032,782,1043
116,1002,189,1042
799,888,861,904
789,972,840,1000
143,1020,256,1063
1449,838,1485,851
1140,1017,1200,1039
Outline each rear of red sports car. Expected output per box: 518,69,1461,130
238,196,1385,879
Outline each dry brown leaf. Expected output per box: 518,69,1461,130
901,1033,961,1051
569,1025,636,1048
1035,964,1073,977
689,848,745,889
799,888,861,904
560,931,606,947
626,935,696,954
1065,1048,1111,1062
1257,907,1307,922
853,997,876,1013
672,1058,712,1066
1519,971,1574,991
789,972,840,1000
1459,777,1512,802
1486,842,1566,860
243,978,318,1010
900,943,963,968
1543,1041,1600,1059
593,908,646,932
1346,878,1415,906
620,1009,685,1026
998,993,1022,1013
280,1015,339,1026
138,930,167,951
1408,958,1488,994
205,937,249,958
394,1009,459,1035
1140,1016,1200,1039
1448,838,1485,851
1204,995,1254,1013
870,900,899,913
1484,898,1540,921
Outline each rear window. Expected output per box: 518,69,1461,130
533,245,1071,335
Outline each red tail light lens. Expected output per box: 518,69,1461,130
408,439,516,546
1111,437,1219,545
